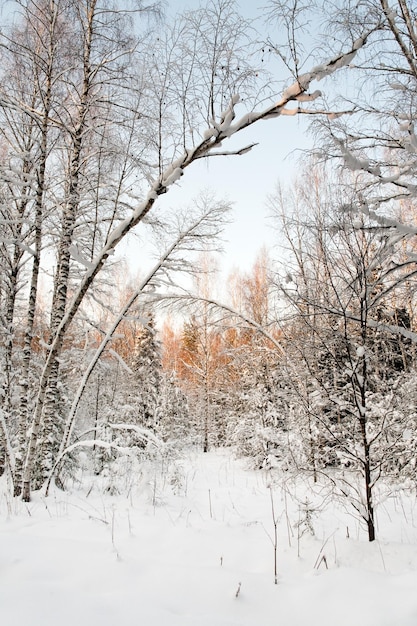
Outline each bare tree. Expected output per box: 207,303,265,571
315,1,417,237
0,0,66,483
271,164,417,541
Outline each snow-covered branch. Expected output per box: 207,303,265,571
49,197,230,485
20,26,372,501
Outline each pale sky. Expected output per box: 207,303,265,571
171,0,311,274
153,109,311,275
131,0,314,279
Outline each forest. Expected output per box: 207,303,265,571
1,0,417,553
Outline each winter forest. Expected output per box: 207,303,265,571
2,0,417,623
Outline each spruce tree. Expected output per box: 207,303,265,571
129,313,162,431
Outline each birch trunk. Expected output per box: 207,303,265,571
14,0,58,495
30,0,97,488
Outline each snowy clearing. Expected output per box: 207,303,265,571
1,450,417,626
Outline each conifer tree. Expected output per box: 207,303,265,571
129,312,162,431
158,372,190,445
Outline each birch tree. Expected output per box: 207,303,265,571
0,0,65,482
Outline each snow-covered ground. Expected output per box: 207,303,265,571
1,450,417,626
